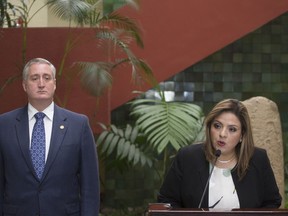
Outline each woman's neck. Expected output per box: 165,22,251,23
216,154,237,169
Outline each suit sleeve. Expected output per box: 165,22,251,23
157,148,184,208
80,116,100,216
0,135,3,214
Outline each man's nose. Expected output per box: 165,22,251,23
38,78,45,86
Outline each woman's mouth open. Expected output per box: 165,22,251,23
217,140,226,147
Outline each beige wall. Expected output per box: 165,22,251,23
8,0,68,27
7,0,103,27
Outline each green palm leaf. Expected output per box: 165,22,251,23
97,124,152,167
47,0,90,24
100,12,143,47
130,98,204,154
76,61,113,97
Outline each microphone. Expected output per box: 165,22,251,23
198,149,221,208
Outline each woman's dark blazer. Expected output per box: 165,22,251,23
158,143,282,208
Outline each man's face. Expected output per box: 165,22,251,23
22,63,56,105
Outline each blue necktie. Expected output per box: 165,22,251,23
30,112,46,179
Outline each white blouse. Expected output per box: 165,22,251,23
208,165,240,209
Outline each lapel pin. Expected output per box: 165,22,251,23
60,125,65,129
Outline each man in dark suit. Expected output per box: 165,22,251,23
0,58,100,215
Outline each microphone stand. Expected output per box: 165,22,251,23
198,149,221,208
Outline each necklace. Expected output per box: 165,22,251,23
217,156,235,164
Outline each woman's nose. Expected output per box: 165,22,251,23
220,128,227,138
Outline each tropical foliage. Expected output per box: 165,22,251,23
97,89,205,178
0,0,153,107
97,123,153,170
0,0,22,27
130,98,204,153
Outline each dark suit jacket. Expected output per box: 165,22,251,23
158,143,282,208
0,104,99,216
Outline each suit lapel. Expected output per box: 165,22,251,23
41,105,68,180
15,106,38,179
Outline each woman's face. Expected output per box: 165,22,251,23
210,112,242,157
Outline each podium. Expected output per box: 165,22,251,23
148,203,288,216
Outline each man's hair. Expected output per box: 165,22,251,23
23,58,56,80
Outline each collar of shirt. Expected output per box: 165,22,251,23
28,102,54,121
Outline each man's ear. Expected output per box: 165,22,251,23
54,79,56,90
22,81,27,92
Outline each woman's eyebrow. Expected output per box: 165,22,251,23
214,119,240,128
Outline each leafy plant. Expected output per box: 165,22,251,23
1,0,153,108
97,89,205,180
130,98,204,153
0,0,22,27
97,123,153,171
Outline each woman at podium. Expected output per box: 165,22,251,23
158,99,282,209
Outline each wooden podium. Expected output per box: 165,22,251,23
148,203,288,216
